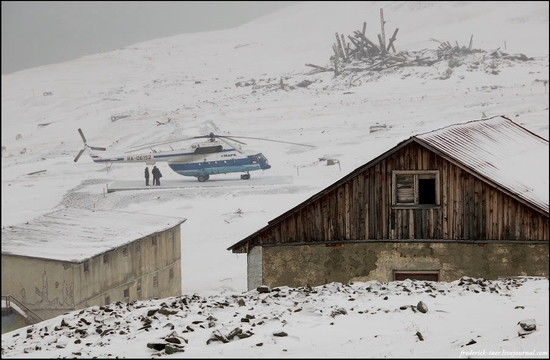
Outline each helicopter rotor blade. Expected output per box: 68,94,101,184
219,135,247,145
126,136,207,152
74,149,85,163
75,128,106,162
78,128,87,144
217,136,244,154
124,132,314,154
220,135,315,148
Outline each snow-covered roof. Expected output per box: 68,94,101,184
1,208,186,262
415,116,549,214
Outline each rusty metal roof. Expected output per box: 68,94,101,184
228,116,548,252
415,116,549,213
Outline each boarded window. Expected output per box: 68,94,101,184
83,261,89,272
123,288,129,299
122,247,128,257
103,253,109,264
396,174,414,203
105,296,110,305
393,171,439,206
137,280,142,293
152,235,157,246
153,275,158,288
169,268,174,280
394,271,439,282
136,241,141,252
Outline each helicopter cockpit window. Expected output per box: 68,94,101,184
194,145,223,154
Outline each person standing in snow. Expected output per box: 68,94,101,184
144,167,150,186
152,166,162,186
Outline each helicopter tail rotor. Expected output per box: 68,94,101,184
74,128,106,162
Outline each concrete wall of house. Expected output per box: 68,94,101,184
1,225,182,321
247,246,263,290
1,255,76,320
75,226,182,310
257,242,549,289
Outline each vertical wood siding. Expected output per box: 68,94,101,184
239,143,548,251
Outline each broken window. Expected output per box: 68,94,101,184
393,170,439,206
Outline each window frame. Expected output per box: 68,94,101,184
392,170,440,208
393,270,439,282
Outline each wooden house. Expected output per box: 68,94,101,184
2,208,186,324
228,116,549,289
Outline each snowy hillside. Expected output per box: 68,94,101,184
1,1,549,357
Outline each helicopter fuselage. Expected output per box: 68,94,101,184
89,140,271,181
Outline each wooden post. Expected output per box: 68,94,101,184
362,22,367,36
341,34,348,60
380,9,386,55
335,33,347,61
386,28,399,52
378,34,385,55
468,35,473,50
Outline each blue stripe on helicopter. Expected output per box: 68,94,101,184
168,157,269,176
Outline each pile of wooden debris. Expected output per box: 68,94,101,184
305,9,534,77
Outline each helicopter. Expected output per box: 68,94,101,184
74,128,314,182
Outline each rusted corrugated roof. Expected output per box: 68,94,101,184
415,116,548,213
228,116,548,252
1,208,186,262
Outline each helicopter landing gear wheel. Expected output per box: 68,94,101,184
241,173,250,180
197,174,208,182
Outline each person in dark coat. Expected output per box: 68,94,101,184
152,166,162,186
144,167,150,186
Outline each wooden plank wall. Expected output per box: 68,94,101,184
245,143,548,250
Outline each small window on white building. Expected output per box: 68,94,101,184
123,288,129,299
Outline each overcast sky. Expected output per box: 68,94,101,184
1,1,300,75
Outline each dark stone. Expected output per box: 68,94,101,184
165,344,185,354
417,301,428,313
146,343,166,351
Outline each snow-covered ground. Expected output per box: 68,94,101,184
1,1,549,357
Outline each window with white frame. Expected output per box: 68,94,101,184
392,170,439,206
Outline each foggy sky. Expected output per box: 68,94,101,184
1,1,300,75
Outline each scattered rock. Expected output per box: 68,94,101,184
417,301,428,313
273,331,288,337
